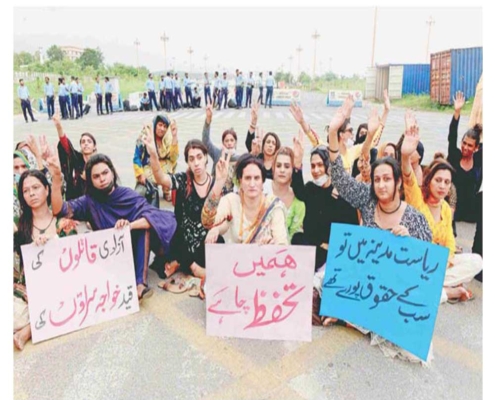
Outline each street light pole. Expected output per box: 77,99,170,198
160,32,169,71
134,38,141,75
311,30,321,89
371,7,377,67
426,16,435,63
296,46,303,81
187,46,193,74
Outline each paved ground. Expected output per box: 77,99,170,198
13,91,482,400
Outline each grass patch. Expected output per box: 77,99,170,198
369,94,473,115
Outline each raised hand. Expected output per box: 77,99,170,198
383,88,391,111
453,91,465,112
205,102,213,124
215,147,232,185
170,119,178,138
45,144,62,176
328,106,347,134
343,94,355,118
52,112,61,126
251,99,260,126
293,129,304,168
401,111,420,157
141,124,157,155
289,101,305,125
26,134,41,157
367,107,381,134
39,135,50,161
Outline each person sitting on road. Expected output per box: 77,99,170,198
140,92,151,111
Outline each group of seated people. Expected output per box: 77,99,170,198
13,91,483,362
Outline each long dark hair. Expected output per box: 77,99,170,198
85,154,120,197
370,157,402,202
16,170,52,248
422,157,456,201
184,139,209,199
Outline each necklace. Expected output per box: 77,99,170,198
378,200,402,215
194,174,210,186
33,216,55,234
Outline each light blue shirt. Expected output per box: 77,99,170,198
77,83,84,95
44,83,54,96
94,82,102,94
159,80,165,91
174,78,181,89
58,84,69,96
257,77,263,87
235,75,244,86
164,76,173,90
18,86,29,100
105,82,113,93
204,77,210,87
70,81,79,94
247,77,255,87
146,79,155,91
221,78,229,89
171,79,176,90
184,78,192,88
214,78,221,89
266,76,275,87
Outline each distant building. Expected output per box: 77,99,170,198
60,46,84,62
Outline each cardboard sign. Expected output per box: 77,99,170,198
205,244,315,342
21,227,139,343
320,223,448,361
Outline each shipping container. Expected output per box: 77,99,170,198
365,64,430,101
430,47,482,105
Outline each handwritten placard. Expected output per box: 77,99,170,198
21,227,139,344
205,244,315,342
320,223,448,361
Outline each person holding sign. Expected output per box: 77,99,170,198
202,152,288,245
328,99,432,243
14,170,78,350
400,111,482,303
46,150,177,301
143,130,221,280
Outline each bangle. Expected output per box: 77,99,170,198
329,148,339,154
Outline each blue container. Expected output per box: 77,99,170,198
450,47,483,102
402,64,430,95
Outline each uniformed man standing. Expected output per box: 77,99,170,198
164,72,174,112
184,73,193,108
257,72,264,105
104,76,114,114
245,71,255,108
94,76,103,116
44,76,55,120
146,73,160,111
174,73,183,109
69,76,80,119
76,77,84,118
159,75,166,109
265,71,275,108
203,72,212,106
17,79,37,123
212,71,220,108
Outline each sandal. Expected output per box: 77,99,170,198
158,272,193,293
165,260,180,278
138,286,154,303
447,287,474,304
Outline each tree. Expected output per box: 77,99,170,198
298,72,312,85
77,47,104,70
46,45,65,62
14,51,35,67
